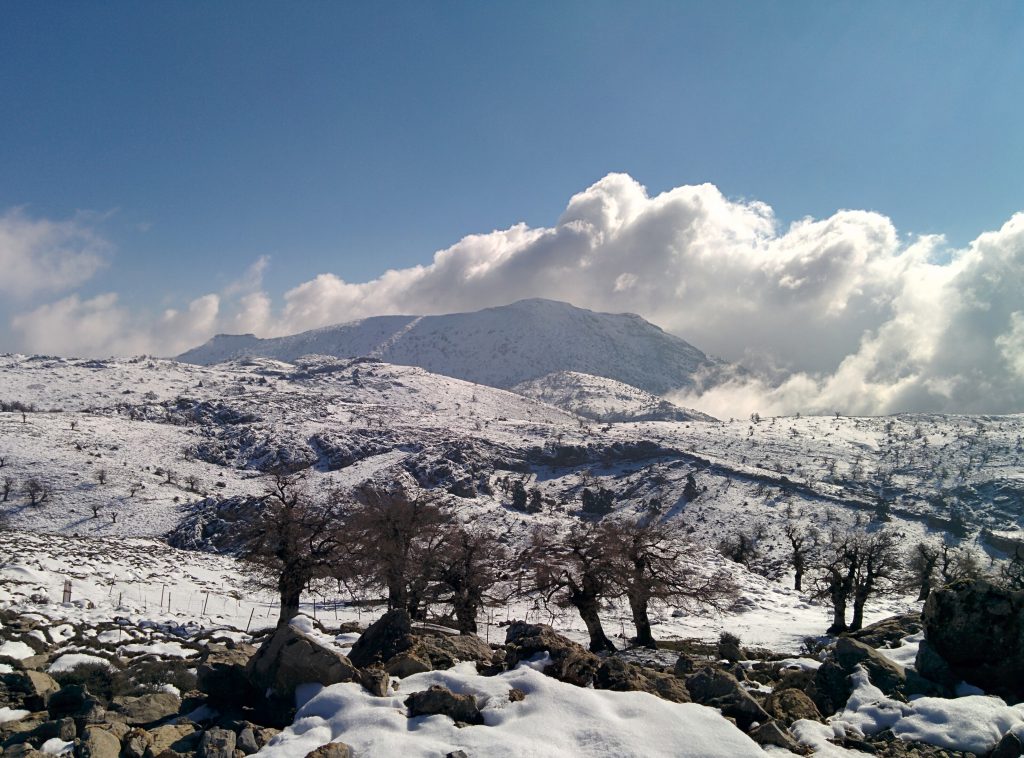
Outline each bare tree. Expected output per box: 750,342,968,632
24,478,50,506
95,468,107,486
603,519,738,648
522,523,617,652
128,482,143,497
91,504,101,518
238,473,348,625
1001,543,1024,591
185,474,201,493
1,476,13,502
782,515,817,592
433,525,509,634
342,481,449,620
813,528,861,634
907,540,941,600
849,530,902,631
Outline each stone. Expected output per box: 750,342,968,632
348,610,415,669
302,742,352,757
445,635,494,666
833,637,939,699
806,661,851,717
196,644,259,706
503,622,600,688
685,667,769,732
113,693,181,726
992,731,1024,758
3,743,45,757
384,652,432,678
672,655,695,678
146,723,199,756
122,727,153,758
358,667,390,697
748,721,804,752
246,624,358,702
921,579,1024,703
235,727,259,755
764,688,822,726
199,727,236,758
847,613,922,649
405,685,482,726
595,658,689,703
508,688,525,702
78,725,122,758
446,752,469,758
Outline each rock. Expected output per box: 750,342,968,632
303,742,352,757
0,671,61,712
113,693,181,726
253,727,279,748
748,721,804,752
348,610,415,669
684,667,769,732
913,638,958,691
992,731,1024,758
446,752,469,758
358,667,390,697
78,725,122,758
384,651,432,678
196,644,259,705
672,655,695,678
405,685,482,726
47,685,105,725
445,635,494,666
246,624,358,702
806,661,851,716
235,727,259,755
595,658,690,703
833,637,939,699
921,579,1024,703
847,613,922,649
3,743,45,757
146,723,199,756
764,688,822,726
123,727,153,758
199,727,236,758
503,622,600,687
508,688,525,702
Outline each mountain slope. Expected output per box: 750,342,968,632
177,299,724,394
513,371,718,423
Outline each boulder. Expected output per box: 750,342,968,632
358,667,390,697
196,644,259,705
405,685,482,726
991,731,1024,758
384,651,432,678
122,727,153,758
685,667,769,732
247,624,359,702
146,722,199,756
833,637,940,700
348,610,415,669
594,658,690,703
503,622,600,687
764,688,821,726
672,655,695,678
920,579,1024,703
112,693,181,726
198,727,236,758
303,743,352,758
0,671,60,713
236,727,259,755
846,612,922,648
78,725,122,758
748,721,804,752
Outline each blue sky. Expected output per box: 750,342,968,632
2,2,1023,413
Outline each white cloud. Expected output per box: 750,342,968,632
6,174,1024,415
0,208,108,297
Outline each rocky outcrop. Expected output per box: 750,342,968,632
764,688,822,726
684,667,769,731
833,638,940,700
246,623,359,702
503,622,600,687
349,610,494,676
594,658,689,703
920,579,1024,703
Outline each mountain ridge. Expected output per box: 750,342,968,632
177,298,725,395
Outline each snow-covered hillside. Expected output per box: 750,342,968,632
177,299,725,394
3,351,1022,614
513,370,717,423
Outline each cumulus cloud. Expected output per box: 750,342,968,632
6,173,1024,415
0,208,108,297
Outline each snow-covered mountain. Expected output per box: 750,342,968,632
513,370,718,423
177,299,725,395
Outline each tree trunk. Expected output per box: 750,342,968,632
826,582,847,635
794,566,803,592
453,591,479,634
850,596,865,632
278,576,303,626
627,592,656,649
916,577,931,601
574,593,616,652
